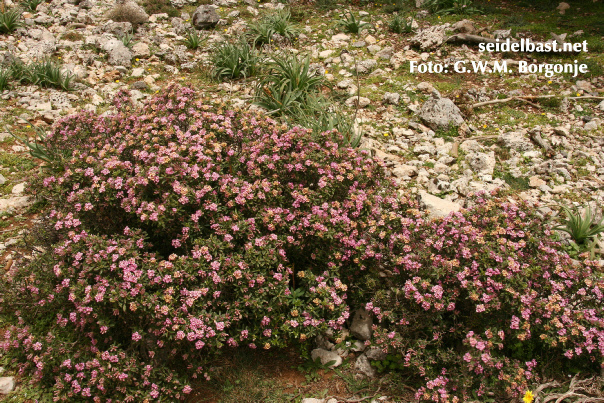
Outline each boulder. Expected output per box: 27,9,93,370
466,151,496,175
418,191,462,219
192,5,220,29
411,24,449,50
382,92,400,105
310,348,342,368
102,39,133,66
0,377,15,394
418,96,465,130
355,354,376,378
349,309,372,341
497,131,534,152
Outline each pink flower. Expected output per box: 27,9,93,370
132,332,142,341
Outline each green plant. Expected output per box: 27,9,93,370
371,353,404,373
20,0,45,12
424,0,481,15
8,121,65,171
337,12,371,34
254,53,323,115
211,38,262,80
117,30,136,49
0,85,406,400
388,14,414,34
247,9,299,46
141,0,179,17
0,8,22,34
9,59,29,83
183,29,203,49
554,204,604,249
293,96,362,148
25,59,73,90
314,0,337,10
0,68,9,91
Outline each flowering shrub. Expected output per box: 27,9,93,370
0,85,414,400
367,194,604,402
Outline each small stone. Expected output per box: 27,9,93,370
311,348,342,368
345,96,371,108
0,377,15,394
584,120,598,131
417,191,462,219
529,176,546,188
355,354,376,377
131,42,150,58
11,183,26,195
556,2,570,14
598,100,604,111
382,92,400,105
419,96,464,130
331,33,350,42
349,309,372,341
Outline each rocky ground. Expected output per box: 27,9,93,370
0,0,603,400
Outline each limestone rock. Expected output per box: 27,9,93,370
349,309,372,341
529,176,546,188
311,348,342,368
497,131,534,152
192,5,220,29
418,96,465,130
556,2,570,14
356,59,377,74
411,24,449,50
382,92,400,105
345,96,370,108
131,42,150,58
355,354,376,378
466,151,496,175
102,39,133,66
0,377,15,394
418,191,462,219
452,19,475,34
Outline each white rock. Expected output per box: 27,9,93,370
418,96,464,130
0,196,32,211
11,183,26,195
466,151,495,175
417,191,462,219
132,67,145,77
584,120,598,131
311,348,342,368
355,354,376,378
411,24,449,50
331,33,350,42
556,2,569,14
345,96,370,108
529,176,546,188
598,100,604,111
392,164,417,178
382,92,400,105
0,377,15,394
131,42,150,58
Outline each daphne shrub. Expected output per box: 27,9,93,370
366,193,604,402
0,85,414,400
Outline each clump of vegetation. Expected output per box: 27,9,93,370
0,8,22,34
0,85,406,400
3,59,73,90
141,0,179,17
20,0,45,12
211,38,262,80
424,0,481,15
254,53,323,115
247,9,299,46
107,2,149,24
388,14,414,34
0,68,9,91
117,30,136,49
554,203,604,254
366,192,604,400
337,12,372,34
183,29,203,50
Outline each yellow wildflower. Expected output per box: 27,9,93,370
523,391,534,403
